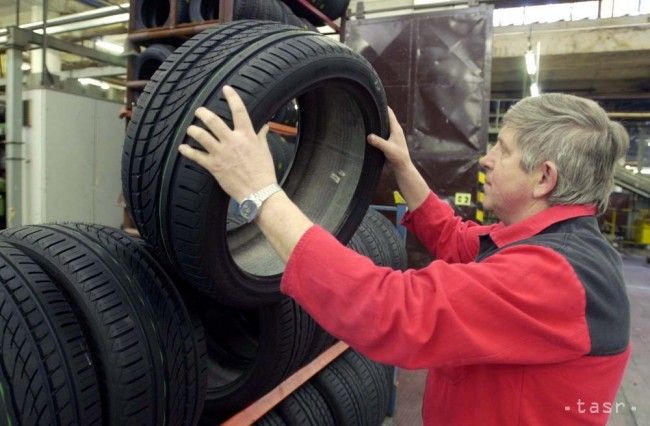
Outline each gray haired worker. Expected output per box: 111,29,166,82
180,90,631,425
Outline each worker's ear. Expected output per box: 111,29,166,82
533,161,558,199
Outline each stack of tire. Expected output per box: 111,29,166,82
0,19,403,426
0,224,207,424
123,19,402,423
130,0,352,103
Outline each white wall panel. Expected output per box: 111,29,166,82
24,88,123,227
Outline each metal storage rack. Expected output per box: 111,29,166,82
120,2,372,423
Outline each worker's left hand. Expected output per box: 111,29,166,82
178,85,278,203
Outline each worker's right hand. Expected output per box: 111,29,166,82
367,107,413,173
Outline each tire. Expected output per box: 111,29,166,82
134,0,189,29
190,0,303,26
304,325,337,362
199,297,317,421
315,0,351,20
0,225,192,424
133,44,176,81
67,224,208,425
285,0,351,26
189,0,219,22
312,350,368,425
0,242,101,425
348,208,408,270
276,382,335,425
257,411,286,425
340,350,390,425
122,21,387,306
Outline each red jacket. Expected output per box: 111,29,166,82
281,192,630,425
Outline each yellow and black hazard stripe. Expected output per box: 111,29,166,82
476,171,485,223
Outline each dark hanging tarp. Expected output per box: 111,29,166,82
345,6,493,266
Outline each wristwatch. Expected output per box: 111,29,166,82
238,183,283,223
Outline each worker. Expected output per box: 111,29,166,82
179,87,631,425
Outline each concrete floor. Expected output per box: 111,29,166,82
390,250,650,425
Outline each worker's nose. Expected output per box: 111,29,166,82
479,152,493,170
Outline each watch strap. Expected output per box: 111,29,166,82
248,183,282,205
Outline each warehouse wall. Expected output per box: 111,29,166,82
23,88,123,227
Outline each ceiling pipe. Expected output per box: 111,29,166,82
0,2,129,43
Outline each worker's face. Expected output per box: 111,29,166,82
479,126,540,225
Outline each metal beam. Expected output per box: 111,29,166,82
493,15,650,58
5,31,24,227
7,26,126,67
63,65,127,79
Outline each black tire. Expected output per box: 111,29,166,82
257,411,286,425
189,0,219,22
285,0,350,26
0,242,101,425
133,44,176,81
315,0,351,20
276,382,335,425
312,351,368,425
348,208,408,270
190,0,303,26
2,225,182,424
122,21,387,306
340,350,390,425
199,297,317,421
66,223,208,424
304,325,337,362
134,0,189,29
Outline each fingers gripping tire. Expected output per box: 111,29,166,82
0,242,101,425
122,21,387,307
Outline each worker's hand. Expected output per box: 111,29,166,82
179,86,277,203
367,107,413,172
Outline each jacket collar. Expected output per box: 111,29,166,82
487,204,597,248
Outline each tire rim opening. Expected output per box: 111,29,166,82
204,306,259,395
142,0,169,28
201,1,219,20
226,85,366,277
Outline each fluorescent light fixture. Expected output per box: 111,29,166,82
21,63,31,71
78,77,110,90
96,39,124,55
414,0,452,4
525,50,537,75
530,82,540,97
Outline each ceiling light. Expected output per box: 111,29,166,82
96,39,124,55
79,78,110,90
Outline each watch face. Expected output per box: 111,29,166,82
239,199,258,222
